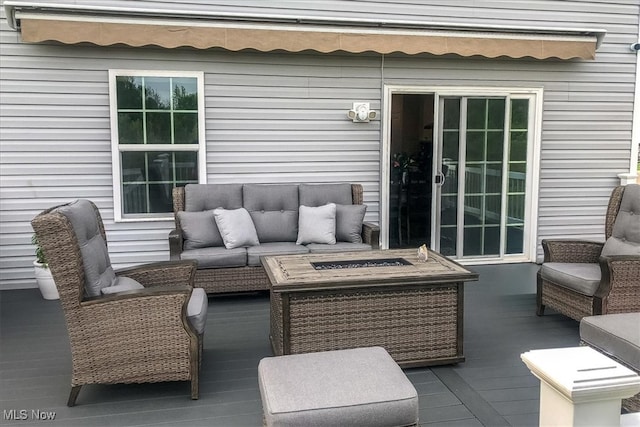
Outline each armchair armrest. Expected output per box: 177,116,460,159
541,239,603,263
362,222,380,250
596,255,640,314
116,260,197,288
168,229,183,261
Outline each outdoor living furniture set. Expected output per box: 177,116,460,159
169,182,380,294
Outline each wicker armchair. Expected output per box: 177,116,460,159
31,200,206,406
536,184,640,321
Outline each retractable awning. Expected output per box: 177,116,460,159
4,2,606,60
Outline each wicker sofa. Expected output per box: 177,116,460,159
169,183,380,294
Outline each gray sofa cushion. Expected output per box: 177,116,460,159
184,183,243,212
247,242,310,267
244,184,299,243
180,247,247,269
296,204,337,245
336,204,367,243
55,200,116,297
539,262,601,296
177,210,223,249
213,208,260,249
299,183,353,207
580,313,640,372
258,346,419,427
187,288,208,335
306,242,372,253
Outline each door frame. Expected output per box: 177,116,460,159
381,85,544,264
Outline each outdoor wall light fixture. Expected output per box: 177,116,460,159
348,102,377,122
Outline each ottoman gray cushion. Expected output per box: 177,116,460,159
258,346,418,427
580,313,640,372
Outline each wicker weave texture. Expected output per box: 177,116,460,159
31,200,200,404
272,287,459,365
194,266,270,294
540,280,593,321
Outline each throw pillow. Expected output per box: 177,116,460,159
296,203,337,245
177,210,222,249
101,276,144,295
213,207,260,249
336,204,367,243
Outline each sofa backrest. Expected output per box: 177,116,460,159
184,184,243,212
299,183,353,207
243,184,299,243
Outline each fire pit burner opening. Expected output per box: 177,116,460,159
311,258,412,270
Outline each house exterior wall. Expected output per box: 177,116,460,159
1,1,638,289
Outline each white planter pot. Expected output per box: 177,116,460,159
33,261,59,300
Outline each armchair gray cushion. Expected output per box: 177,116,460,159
539,262,601,296
580,313,640,372
187,288,208,335
54,200,116,297
601,184,640,256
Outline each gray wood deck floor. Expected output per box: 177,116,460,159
1,263,581,426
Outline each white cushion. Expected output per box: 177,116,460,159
296,203,336,245
213,207,260,249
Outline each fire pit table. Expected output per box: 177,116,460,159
262,249,478,367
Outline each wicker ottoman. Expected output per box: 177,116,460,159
580,313,640,412
257,347,419,427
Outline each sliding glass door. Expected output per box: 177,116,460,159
435,94,534,260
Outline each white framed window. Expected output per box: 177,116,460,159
109,70,206,221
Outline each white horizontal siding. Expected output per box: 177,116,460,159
1,1,638,288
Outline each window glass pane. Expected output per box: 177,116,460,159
144,77,171,110
486,131,504,161
466,131,484,161
486,164,502,193
174,113,198,144
116,76,143,109
146,112,172,144
173,78,198,110
506,225,524,254
463,227,482,256
175,152,199,182
507,194,526,222
509,163,527,193
483,226,500,255
465,164,484,194
511,99,529,129
484,195,502,225
118,112,143,144
122,184,148,214
464,195,483,225
487,99,505,129
443,99,460,129
440,226,457,256
121,152,145,182
440,195,458,225
509,131,527,161
149,184,173,213
467,99,486,129
442,131,459,159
